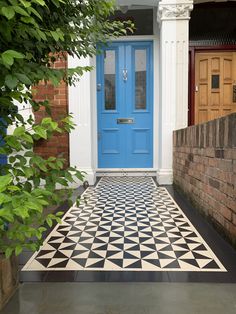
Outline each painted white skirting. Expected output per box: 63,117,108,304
156,168,173,185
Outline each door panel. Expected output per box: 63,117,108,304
195,52,236,124
101,129,120,154
131,129,150,154
97,41,153,168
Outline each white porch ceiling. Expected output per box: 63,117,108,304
116,0,158,6
116,0,236,6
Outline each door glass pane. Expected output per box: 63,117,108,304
104,50,116,110
135,49,147,110
212,74,219,89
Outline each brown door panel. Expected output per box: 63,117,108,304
195,52,236,124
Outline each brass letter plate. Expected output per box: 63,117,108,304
117,118,134,124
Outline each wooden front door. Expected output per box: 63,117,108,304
195,52,236,124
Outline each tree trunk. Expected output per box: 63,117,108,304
0,254,18,310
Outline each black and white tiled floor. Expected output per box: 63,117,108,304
23,177,226,272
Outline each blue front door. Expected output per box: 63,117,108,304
97,41,153,168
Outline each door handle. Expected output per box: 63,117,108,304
123,69,128,82
117,118,134,124
98,132,101,141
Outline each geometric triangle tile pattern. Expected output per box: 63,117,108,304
23,177,226,272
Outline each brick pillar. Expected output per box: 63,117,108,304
33,55,69,166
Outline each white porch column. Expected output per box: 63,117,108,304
156,0,193,185
68,55,96,185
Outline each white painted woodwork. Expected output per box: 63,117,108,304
156,0,193,185
68,55,96,185
68,1,193,186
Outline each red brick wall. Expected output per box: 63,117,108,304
33,56,69,166
173,113,236,245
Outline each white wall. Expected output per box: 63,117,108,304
68,55,96,185
8,100,33,135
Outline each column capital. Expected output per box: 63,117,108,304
157,1,193,21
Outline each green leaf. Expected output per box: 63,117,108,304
54,217,61,224
13,6,29,16
0,209,14,222
76,198,80,207
50,31,59,41
37,198,49,205
51,121,58,130
15,113,24,123
5,247,14,259
37,162,48,172
15,73,32,85
24,181,32,192
0,174,12,192
37,29,47,40
20,16,36,25
14,206,29,219
28,6,42,20
33,0,46,5
51,0,61,7
48,162,57,169
0,194,6,205
9,156,16,163
56,211,64,217
1,6,15,20
56,178,68,186
1,50,24,67
13,126,25,137
55,160,63,169
35,230,42,239
2,49,25,59
21,133,33,143
7,185,20,192
39,227,47,233
20,0,31,8
48,157,56,162
6,136,21,150
0,147,7,155
33,177,40,187
15,245,23,256
25,201,42,212
1,54,13,66
34,125,47,139
64,171,74,183
46,217,52,227
24,151,34,157
5,75,19,89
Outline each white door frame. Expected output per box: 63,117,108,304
68,11,161,185
68,3,192,186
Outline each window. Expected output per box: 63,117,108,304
104,50,116,110
135,49,147,110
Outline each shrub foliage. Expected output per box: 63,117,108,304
0,0,131,257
